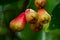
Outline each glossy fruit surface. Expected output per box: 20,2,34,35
10,12,26,32
25,9,38,24
37,9,51,31
37,9,51,25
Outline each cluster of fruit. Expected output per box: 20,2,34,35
10,0,51,32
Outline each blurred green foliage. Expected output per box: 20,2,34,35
0,0,60,40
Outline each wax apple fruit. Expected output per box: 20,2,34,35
25,9,42,32
37,9,51,27
10,12,26,32
25,9,38,24
35,0,46,9
30,23,43,32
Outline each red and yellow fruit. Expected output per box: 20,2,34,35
10,12,26,32
35,0,46,9
25,9,38,24
37,9,51,29
10,8,51,32
30,23,43,32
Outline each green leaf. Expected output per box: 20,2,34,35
49,3,60,30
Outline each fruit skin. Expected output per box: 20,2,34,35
37,9,51,28
30,23,43,32
10,12,26,32
25,9,38,24
35,0,46,9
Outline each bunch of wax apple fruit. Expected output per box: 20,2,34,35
10,0,51,32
